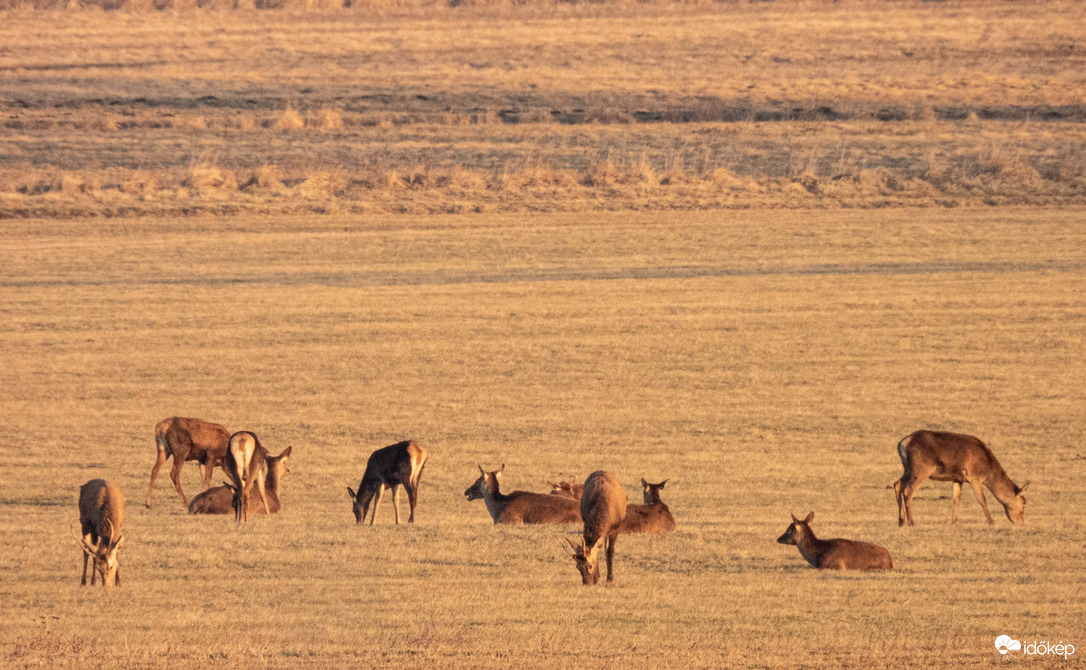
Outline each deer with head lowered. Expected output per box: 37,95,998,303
777,512,893,571
72,479,126,587
894,430,1030,526
347,441,428,525
146,417,230,508
620,478,675,534
561,470,628,585
548,480,583,500
465,465,580,524
224,431,274,524
190,447,292,515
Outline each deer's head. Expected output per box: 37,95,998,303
464,465,503,501
777,512,815,545
562,536,604,585
73,520,125,587
346,482,373,525
1004,482,1030,524
641,478,668,505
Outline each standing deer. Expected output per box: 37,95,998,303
224,431,272,524
189,447,292,515
146,417,230,508
347,441,428,525
894,430,1030,526
72,479,126,587
620,478,675,534
562,470,627,585
548,480,584,500
777,512,893,571
465,465,581,524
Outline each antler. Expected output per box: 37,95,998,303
70,522,97,555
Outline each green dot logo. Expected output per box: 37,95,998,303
996,635,1022,655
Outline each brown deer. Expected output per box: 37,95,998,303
777,512,893,571
347,441,428,525
620,478,675,534
146,416,230,508
562,470,627,585
548,480,584,500
189,447,292,515
894,430,1030,526
224,431,272,524
72,479,126,587
464,465,581,524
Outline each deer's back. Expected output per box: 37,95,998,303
160,417,230,459
79,479,125,536
580,471,628,540
189,485,280,515
620,502,675,534
363,441,424,486
819,538,893,571
901,430,999,480
497,491,580,524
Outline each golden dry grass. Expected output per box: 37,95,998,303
1,208,1084,667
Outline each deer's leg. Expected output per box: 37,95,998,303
369,486,385,525
969,479,994,524
405,479,419,523
81,551,89,586
901,465,934,527
894,477,906,526
391,484,402,524
950,482,963,524
255,466,271,517
146,449,169,508
605,533,618,583
169,457,188,507
200,458,215,491
115,566,120,586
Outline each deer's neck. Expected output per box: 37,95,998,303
794,527,831,567
481,485,510,522
985,467,1018,503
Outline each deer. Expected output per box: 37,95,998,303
777,512,893,571
224,431,273,524
620,478,675,534
548,480,584,500
347,441,428,525
894,430,1030,526
189,447,292,515
464,465,581,524
561,470,628,585
72,479,126,587
146,416,231,508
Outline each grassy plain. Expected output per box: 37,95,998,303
1,209,1085,667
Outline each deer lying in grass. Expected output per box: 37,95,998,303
225,431,272,524
146,416,230,508
894,430,1030,526
548,480,584,500
777,512,893,571
347,441,428,525
190,447,292,515
562,470,628,585
72,479,126,587
465,465,580,524
620,478,675,534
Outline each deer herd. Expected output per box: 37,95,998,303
76,417,1031,588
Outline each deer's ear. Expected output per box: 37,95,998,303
804,512,815,524
478,464,485,476
498,464,505,474
280,446,292,459
347,487,356,500
659,479,669,488
641,478,649,488
791,513,800,523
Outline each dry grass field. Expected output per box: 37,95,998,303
1,1,1085,668
2,209,1084,667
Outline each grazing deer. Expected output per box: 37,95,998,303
562,470,627,585
224,431,272,524
620,478,675,534
72,479,126,587
548,480,584,500
190,447,292,515
146,416,230,508
347,441,428,525
777,512,893,571
465,465,581,524
894,430,1030,526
